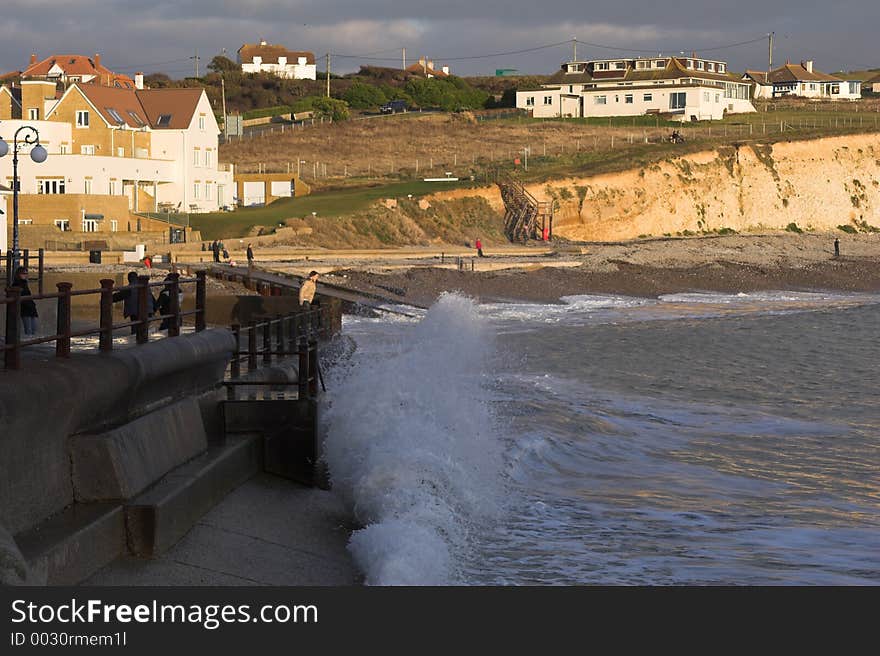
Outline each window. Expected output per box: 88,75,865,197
706,63,715,72
76,110,89,127
54,219,70,232
106,107,125,125
109,180,116,195
217,185,225,206
686,60,694,69
615,95,620,103
156,114,172,127
715,94,720,103
636,61,648,70
127,111,145,127
28,108,39,120
625,94,633,104
613,62,625,70
643,93,653,102
718,64,725,73
595,62,609,71
205,150,212,167
38,179,66,194
199,115,206,130
59,144,69,155
704,92,710,102
84,179,92,194
205,182,212,199
670,92,687,110
19,219,33,225
81,145,95,155
696,61,704,70
525,96,535,106
193,148,200,166
110,220,118,232
594,95,607,105
543,96,553,105
117,147,125,157
82,219,98,232
655,60,665,68
193,183,200,199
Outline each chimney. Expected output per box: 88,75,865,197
428,60,434,70
29,53,37,66
260,38,267,46
135,72,144,90
805,60,813,73
94,53,101,68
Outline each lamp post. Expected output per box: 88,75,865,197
0,126,48,284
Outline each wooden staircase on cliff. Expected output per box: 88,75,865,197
497,174,554,243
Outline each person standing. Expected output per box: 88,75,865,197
113,271,155,335
247,243,255,266
299,270,319,307
834,237,840,257
11,267,38,336
475,237,485,257
211,240,219,263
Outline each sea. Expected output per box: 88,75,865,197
321,289,880,585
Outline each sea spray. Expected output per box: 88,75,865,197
322,293,502,585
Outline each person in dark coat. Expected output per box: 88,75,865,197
211,240,220,263
247,243,255,266
113,271,155,335
155,274,181,332
11,267,38,336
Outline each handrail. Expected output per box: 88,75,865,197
2,271,208,370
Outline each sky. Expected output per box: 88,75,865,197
1,1,878,78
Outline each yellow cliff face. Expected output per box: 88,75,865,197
428,134,880,241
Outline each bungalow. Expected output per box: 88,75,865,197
742,61,861,100
864,73,880,94
517,55,755,121
406,58,451,78
237,39,316,80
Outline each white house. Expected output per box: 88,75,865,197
518,56,755,121
742,62,861,100
0,81,233,220
866,73,880,94
237,40,316,80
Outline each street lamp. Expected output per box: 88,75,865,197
0,126,48,283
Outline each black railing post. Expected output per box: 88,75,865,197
308,333,318,397
168,272,181,337
247,320,257,371
275,314,284,357
135,275,150,344
38,248,44,294
262,320,271,365
230,323,241,377
298,335,309,399
23,249,29,272
99,278,115,352
56,282,73,358
195,270,207,332
4,286,22,370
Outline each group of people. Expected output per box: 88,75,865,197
112,271,183,334
205,240,256,266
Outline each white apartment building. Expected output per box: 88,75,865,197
237,40,317,80
742,61,861,100
518,56,755,120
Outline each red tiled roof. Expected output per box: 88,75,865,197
405,63,449,78
237,43,315,66
768,63,842,83
22,54,134,88
136,88,204,130
74,83,151,128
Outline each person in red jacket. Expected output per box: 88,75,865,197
475,238,485,257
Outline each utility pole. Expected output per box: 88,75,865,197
326,53,331,98
220,76,227,139
402,47,406,71
191,49,200,78
768,32,774,74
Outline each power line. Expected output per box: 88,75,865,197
331,40,572,62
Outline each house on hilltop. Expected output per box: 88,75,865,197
742,61,861,100
406,57,451,78
863,72,880,94
517,55,754,120
237,39,316,80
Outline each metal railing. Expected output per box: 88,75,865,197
2,270,207,370
2,248,44,290
225,304,331,400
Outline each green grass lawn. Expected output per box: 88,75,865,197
191,179,476,239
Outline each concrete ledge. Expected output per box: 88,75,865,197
125,435,262,557
15,503,125,586
70,398,209,502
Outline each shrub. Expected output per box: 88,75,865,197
716,227,737,235
838,225,857,234
785,222,803,234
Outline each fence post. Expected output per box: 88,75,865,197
308,327,318,397
231,323,241,379
248,320,257,371
38,248,44,294
168,272,181,337
287,313,297,356
135,275,150,344
56,282,73,357
275,314,284,356
23,249,29,271
195,270,207,332
4,286,21,370
99,278,115,352
263,319,271,365
297,334,309,399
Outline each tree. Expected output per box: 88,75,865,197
310,97,350,121
208,55,238,74
342,81,388,109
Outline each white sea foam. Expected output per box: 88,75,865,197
322,293,502,585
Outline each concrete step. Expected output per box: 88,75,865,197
124,434,262,558
16,503,126,585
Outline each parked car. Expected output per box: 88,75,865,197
380,99,408,114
